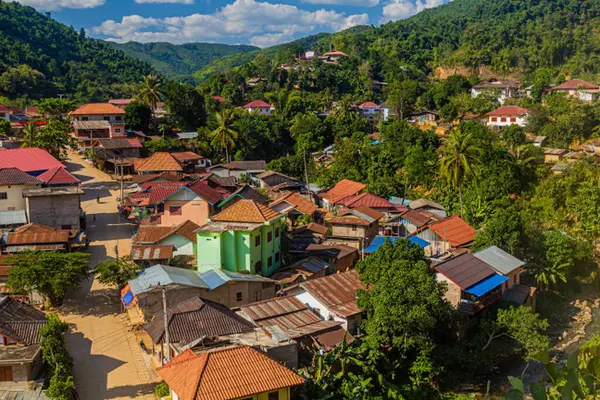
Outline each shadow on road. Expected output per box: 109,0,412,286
104,383,156,399
66,331,126,400
62,282,120,318
65,162,84,172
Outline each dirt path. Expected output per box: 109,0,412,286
59,153,156,400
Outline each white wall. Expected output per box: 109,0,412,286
247,107,273,115
0,184,41,211
294,291,348,330
72,114,124,123
486,115,527,127
160,235,194,256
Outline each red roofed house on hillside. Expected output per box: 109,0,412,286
157,346,304,400
411,215,477,257
471,78,519,104
108,99,135,109
485,106,529,128
550,79,600,102
326,206,384,249
337,192,393,215
317,179,367,210
243,100,273,115
212,95,227,104
70,103,126,149
322,50,348,64
358,102,380,121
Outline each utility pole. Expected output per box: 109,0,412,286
119,154,124,202
162,286,170,363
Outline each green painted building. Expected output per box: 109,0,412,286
195,199,285,276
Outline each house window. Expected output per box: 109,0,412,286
104,116,110,121
0,193,7,200
267,231,272,243
491,117,497,122
255,261,262,274
352,225,357,232
115,116,122,121
82,117,88,121
510,117,516,122
500,117,507,122
268,256,273,267
169,206,182,215
268,392,279,400
236,292,243,302
255,235,261,247
61,225,72,230
275,227,280,238
114,128,121,134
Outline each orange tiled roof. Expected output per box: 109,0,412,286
70,103,125,115
133,220,200,244
428,216,477,248
211,199,281,224
156,346,304,400
269,193,317,215
135,152,184,172
317,179,366,204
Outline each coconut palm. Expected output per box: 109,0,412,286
439,127,483,216
21,123,36,148
209,109,239,166
138,74,163,132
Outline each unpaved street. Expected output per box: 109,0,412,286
59,153,155,400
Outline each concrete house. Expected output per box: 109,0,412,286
132,220,200,264
337,193,394,216
157,346,304,400
257,170,301,189
434,253,508,315
473,246,525,291
357,102,380,121
412,216,477,257
70,103,126,148
269,193,318,225
23,187,83,231
471,78,519,104
485,106,529,128
208,160,267,179
195,200,285,276
160,180,223,227
283,269,365,334
0,297,47,382
134,152,205,175
388,209,444,237
550,79,600,102
122,265,277,322
0,168,43,213
243,100,273,115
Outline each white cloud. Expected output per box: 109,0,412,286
302,0,379,7
380,0,448,23
14,0,105,11
93,0,368,46
135,0,194,3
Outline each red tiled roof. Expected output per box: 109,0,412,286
211,199,281,224
134,220,200,244
135,152,184,172
323,50,348,56
269,193,317,215
293,223,328,236
0,148,64,173
337,192,391,209
317,179,366,204
70,103,125,115
0,104,11,112
37,167,80,185
300,270,364,318
171,151,204,162
186,180,223,205
358,102,379,108
551,79,599,91
485,106,529,117
400,209,442,227
108,99,134,106
156,346,304,400
427,216,477,247
243,100,272,109
138,181,186,204
0,168,42,186
212,96,227,103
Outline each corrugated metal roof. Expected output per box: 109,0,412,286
0,210,27,226
434,253,495,290
144,297,255,344
128,265,209,295
175,132,198,140
300,270,364,318
286,256,329,274
473,246,525,275
130,245,174,261
0,297,46,345
465,273,509,297
6,230,70,244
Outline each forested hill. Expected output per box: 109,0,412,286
0,1,153,102
106,41,259,82
199,0,600,82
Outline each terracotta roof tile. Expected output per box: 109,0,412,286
137,181,186,204
0,168,42,186
37,167,80,185
135,152,184,172
358,102,379,108
552,79,599,91
171,152,204,162
399,209,442,227
157,346,304,400
269,193,317,215
211,199,281,224
134,220,200,244
337,192,391,209
485,106,529,117
294,223,328,236
70,103,125,115
427,216,477,247
243,100,272,108
317,179,366,204
186,180,224,205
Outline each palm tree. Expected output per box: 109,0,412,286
439,127,483,216
21,123,36,148
138,74,163,132
209,109,239,166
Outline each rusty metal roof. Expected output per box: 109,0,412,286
434,253,495,290
6,230,70,245
300,270,364,318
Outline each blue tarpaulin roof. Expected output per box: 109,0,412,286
122,290,134,306
465,273,509,297
362,235,430,254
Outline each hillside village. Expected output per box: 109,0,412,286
3,0,600,399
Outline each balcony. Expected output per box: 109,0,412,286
459,290,502,315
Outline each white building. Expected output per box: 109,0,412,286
485,106,529,127
70,103,126,138
242,100,273,116
471,78,519,104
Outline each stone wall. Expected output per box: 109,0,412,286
26,194,81,230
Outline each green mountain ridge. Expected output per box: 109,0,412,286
0,1,153,102
106,41,259,82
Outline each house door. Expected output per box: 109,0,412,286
0,366,13,381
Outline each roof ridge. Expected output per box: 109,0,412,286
250,200,266,222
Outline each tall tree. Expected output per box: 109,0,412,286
20,122,36,148
138,74,163,132
209,108,239,165
439,125,484,216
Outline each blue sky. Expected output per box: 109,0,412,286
15,0,450,47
